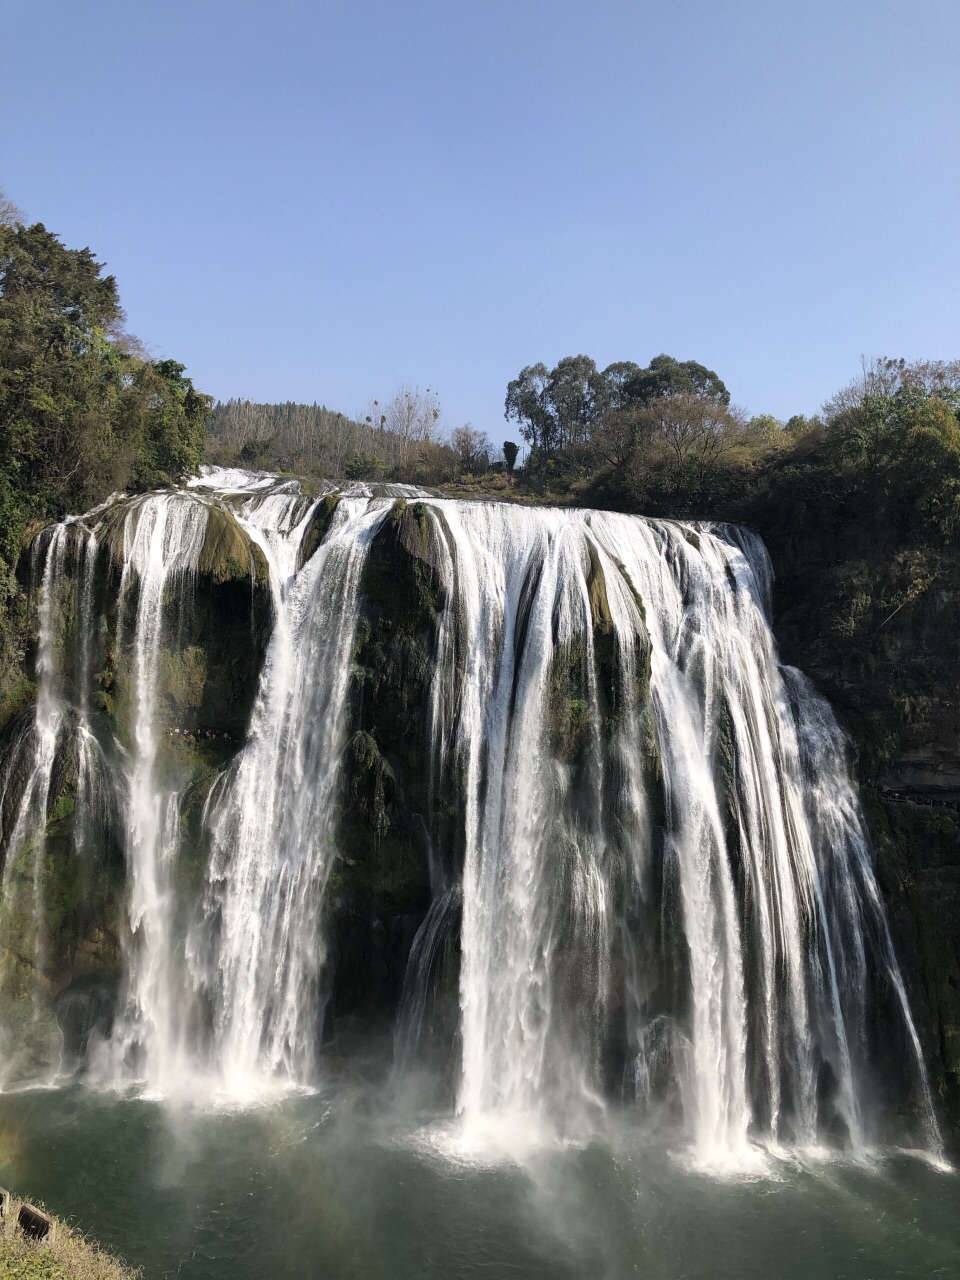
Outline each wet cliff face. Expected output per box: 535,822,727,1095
326,500,441,1042
767,539,960,1137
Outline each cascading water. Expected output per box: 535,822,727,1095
0,526,71,1083
0,518,115,1079
424,505,613,1136
197,496,393,1091
395,502,943,1163
0,469,943,1168
104,492,214,1088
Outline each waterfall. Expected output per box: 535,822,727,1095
0,471,943,1166
104,491,213,1088
198,496,391,1091
0,527,70,1060
412,503,942,1162
0,520,111,1080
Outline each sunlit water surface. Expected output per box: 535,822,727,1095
0,1087,956,1280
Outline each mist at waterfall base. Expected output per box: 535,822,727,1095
1,1087,957,1280
0,468,955,1278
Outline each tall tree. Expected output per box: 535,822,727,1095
546,354,607,448
505,362,555,451
600,360,643,409
625,353,730,405
641,392,747,494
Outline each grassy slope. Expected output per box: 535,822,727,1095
0,1194,137,1279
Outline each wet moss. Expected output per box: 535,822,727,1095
297,493,341,570
548,639,593,766
359,500,444,640
324,501,446,1032
0,780,123,1007
174,759,224,895
93,496,268,590
198,505,269,588
586,543,613,635
0,677,36,730
158,645,206,715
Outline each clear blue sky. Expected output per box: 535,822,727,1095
4,0,958,431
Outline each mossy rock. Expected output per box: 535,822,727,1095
358,499,444,638
297,493,341,571
0,677,37,730
326,498,445,1029
90,495,268,589
0,723,125,1006
158,645,206,715
198,505,269,588
547,638,593,766
586,542,613,635
90,496,138,567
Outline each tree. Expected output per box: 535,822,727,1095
505,362,554,451
382,385,442,465
345,451,387,480
505,355,608,453
506,352,731,455
0,188,24,228
451,424,491,473
785,413,821,435
130,359,207,486
547,355,607,448
0,219,208,521
823,356,960,420
625,353,730,406
589,404,651,469
746,413,783,443
1,222,125,513
600,361,643,409
503,440,519,472
643,393,748,493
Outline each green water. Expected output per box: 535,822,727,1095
0,1087,956,1279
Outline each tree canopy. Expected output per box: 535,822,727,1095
0,201,209,714
505,353,730,455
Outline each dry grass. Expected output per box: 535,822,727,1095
0,1192,139,1279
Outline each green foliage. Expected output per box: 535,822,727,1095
623,353,729,405
0,210,209,722
345,451,387,480
505,352,730,456
502,440,519,471
0,221,208,520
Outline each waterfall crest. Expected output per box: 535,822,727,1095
0,469,943,1164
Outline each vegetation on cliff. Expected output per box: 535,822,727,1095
0,193,209,724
